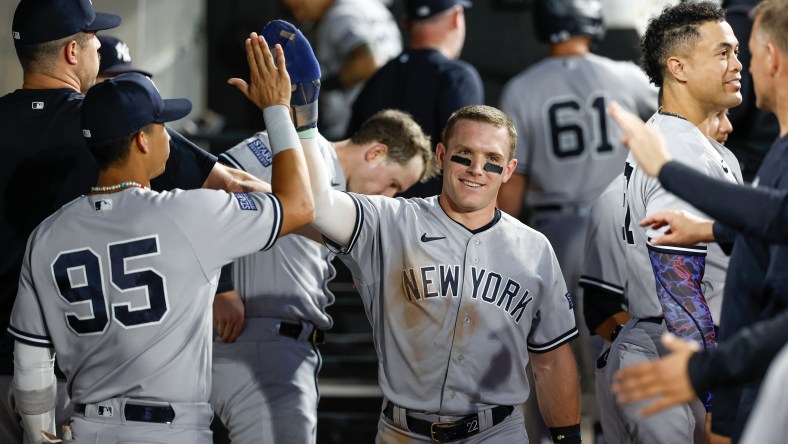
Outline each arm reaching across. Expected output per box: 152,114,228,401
640,210,715,246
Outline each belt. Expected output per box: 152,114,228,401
279,321,325,345
638,316,664,325
531,203,590,215
74,402,175,424
383,401,514,443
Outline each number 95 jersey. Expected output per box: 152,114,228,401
501,53,657,207
9,188,283,405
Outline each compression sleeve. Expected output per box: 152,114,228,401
300,137,356,246
13,342,56,442
660,161,788,243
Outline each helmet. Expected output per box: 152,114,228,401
533,0,606,44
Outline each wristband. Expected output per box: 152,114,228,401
298,128,319,139
263,105,301,155
550,424,581,444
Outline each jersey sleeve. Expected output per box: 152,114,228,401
527,242,578,353
8,235,52,348
150,127,217,192
218,132,274,181
161,189,283,275
322,10,372,60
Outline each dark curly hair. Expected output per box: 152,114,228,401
640,2,726,87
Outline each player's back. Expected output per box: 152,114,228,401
14,187,280,404
501,53,657,207
624,114,741,319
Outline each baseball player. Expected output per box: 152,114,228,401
599,3,744,443
740,343,788,444
208,21,436,444
283,40,583,439
281,0,402,140
497,0,658,410
7,34,313,444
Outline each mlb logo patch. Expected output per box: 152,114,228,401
97,405,113,417
12,31,20,40
234,193,258,211
246,138,272,167
94,199,112,211
31,102,44,110
565,292,574,310
83,129,92,138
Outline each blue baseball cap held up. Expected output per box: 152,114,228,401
98,35,153,78
82,73,192,143
13,0,122,45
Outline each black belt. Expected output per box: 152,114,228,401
74,402,175,424
279,321,325,345
638,316,664,325
383,401,514,443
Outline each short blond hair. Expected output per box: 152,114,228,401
750,0,788,55
441,105,518,160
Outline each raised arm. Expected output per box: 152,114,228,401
229,32,313,236
262,20,357,247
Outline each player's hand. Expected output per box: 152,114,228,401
612,333,700,416
640,210,715,246
213,290,245,343
607,101,673,177
228,32,291,111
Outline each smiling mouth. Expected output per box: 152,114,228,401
461,179,482,188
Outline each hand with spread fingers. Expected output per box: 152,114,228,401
612,333,700,417
640,210,715,246
607,101,673,177
229,32,291,110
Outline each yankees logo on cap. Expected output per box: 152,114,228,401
97,35,153,78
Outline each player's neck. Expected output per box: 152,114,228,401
94,167,152,193
549,38,591,57
22,71,85,93
438,193,496,231
660,87,713,127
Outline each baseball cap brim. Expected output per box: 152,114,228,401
84,12,122,32
155,98,192,123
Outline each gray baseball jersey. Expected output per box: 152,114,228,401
579,175,627,305
500,53,658,208
218,132,344,327
740,343,788,444
624,113,742,321
9,187,282,405
330,195,577,413
315,0,402,139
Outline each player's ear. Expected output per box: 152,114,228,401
135,130,150,154
666,56,687,83
364,143,389,162
501,158,518,183
765,41,780,76
436,143,447,168
64,39,79,65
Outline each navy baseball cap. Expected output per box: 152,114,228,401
405,0,472,20
12,0,121,45
98,35,153,78
82,73,191,143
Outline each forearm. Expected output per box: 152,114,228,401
14,342,56,443
531,344,581,427
202,162,272,193
660,161,788,243
300,136,356,246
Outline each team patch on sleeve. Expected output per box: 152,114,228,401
234,193,258,211
246,138,272,167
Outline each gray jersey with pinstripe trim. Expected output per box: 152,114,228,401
500,53,658,207
219,132,344,327
624,113,741,319
579,175,627,301
330,195,577,414
9,188,282,404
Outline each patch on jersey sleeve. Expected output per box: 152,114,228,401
234,193,258,211
565,292,574,310
246,138,272,167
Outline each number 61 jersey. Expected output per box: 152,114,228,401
9,188,282,405
501,53,657,208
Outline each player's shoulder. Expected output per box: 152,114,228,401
648,114,708,159
497,211,555,248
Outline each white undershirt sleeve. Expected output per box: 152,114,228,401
13,341,57,443
300,137,357,246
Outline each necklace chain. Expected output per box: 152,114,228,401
658,106,689,121
90,181,146,193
